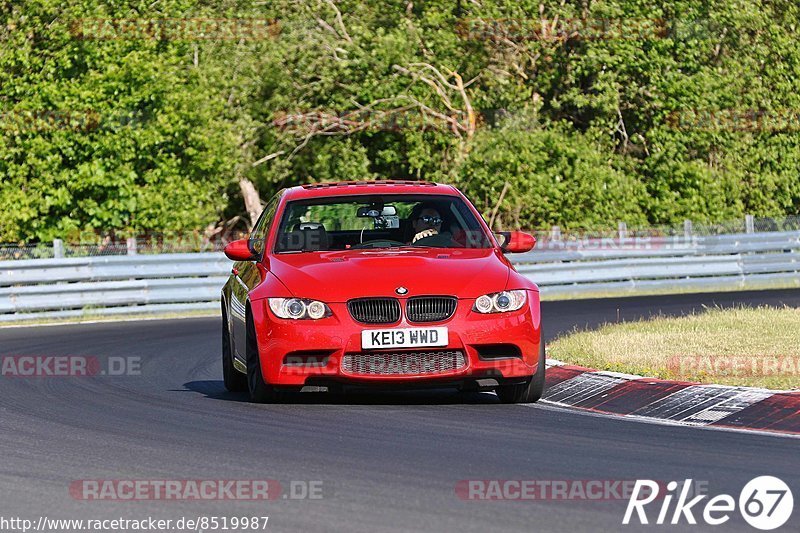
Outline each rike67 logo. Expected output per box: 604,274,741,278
624,476,794,530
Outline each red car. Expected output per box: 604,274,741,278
221,180,544,403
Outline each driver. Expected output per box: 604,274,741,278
409,203,443,243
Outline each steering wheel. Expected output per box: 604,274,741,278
412,231,458,247
351,239,407,249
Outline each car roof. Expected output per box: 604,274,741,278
282,180,460,200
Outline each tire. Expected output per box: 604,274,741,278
495,333,546,404
222,306,247,392
245,309,278,403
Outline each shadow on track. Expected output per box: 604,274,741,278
182,380,503,405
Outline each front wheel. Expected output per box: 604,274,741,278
495,334,546,404
245,310,279,403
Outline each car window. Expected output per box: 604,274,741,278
249,193,280,257
274,194,492,252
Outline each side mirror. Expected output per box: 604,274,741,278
498,231,536,253
224,239,257,261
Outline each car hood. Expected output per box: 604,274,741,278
266,248,511,302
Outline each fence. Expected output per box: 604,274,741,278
1,228,799,322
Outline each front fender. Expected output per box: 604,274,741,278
249,271,294,302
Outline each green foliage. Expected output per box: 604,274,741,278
2,0,800,241
460,121,648,229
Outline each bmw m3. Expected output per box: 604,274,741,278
221,180,543,403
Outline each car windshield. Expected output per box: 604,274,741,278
274,194,492,252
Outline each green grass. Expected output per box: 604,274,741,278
548,306,800,390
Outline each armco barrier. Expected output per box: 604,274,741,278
0,231,799,322
0,253,229,322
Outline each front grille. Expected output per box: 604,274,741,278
341,350,466,375
406,296,457,323
347,298,400,324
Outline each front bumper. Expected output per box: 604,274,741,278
250,291,542,387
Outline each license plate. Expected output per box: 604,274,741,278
361,327,448,350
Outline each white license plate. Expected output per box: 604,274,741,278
361,327,448,350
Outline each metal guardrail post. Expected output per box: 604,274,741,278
745,214,755,233
618,221,627,240
53,239,64,259
684,220,693,239
550,225,561,241
126,237,138,255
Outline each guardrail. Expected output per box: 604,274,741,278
516,230,800,297
0,254,230,322
1,231,799,321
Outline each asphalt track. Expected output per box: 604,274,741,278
1,289,799,532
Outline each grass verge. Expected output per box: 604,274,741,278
548,306,800,390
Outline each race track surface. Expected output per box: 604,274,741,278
1,289,799,532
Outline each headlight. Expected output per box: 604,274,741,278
268,298,332,320
472,290,526,313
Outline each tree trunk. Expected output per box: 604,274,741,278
239,177,262,230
